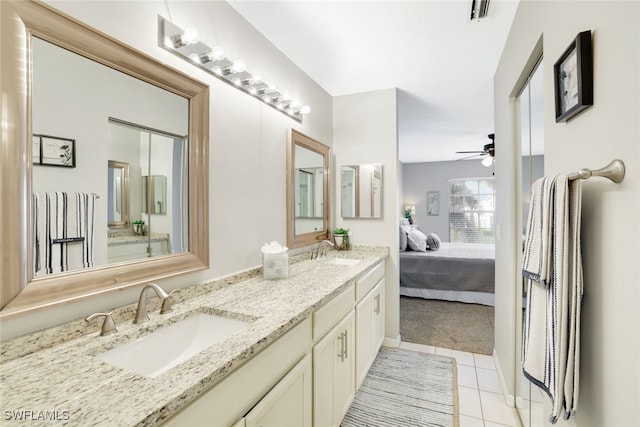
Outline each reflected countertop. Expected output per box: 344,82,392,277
107,233,169,246
0,246,389,426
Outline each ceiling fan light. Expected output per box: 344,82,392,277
482,156,493,167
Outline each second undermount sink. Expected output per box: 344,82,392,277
96,313,251,378
322,257,362,266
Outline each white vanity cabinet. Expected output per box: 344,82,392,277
313,310,356,427
242,354,312,427
162,317,311,427
355,262,386,388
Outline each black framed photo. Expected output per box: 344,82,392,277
553,31,593,123
32,134,76,168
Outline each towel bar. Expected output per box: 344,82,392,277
567,159,625,183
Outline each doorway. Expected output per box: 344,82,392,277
514,57,545,427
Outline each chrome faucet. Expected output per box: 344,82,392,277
312,240,335,260
133,283,178,324
85,311,117,336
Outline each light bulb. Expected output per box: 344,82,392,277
180,28,200,45
210,46,224,61
481,156,493,167
231,60,245,73
300,105,311,115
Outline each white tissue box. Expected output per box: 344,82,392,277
262,253,289,280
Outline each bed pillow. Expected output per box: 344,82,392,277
426,232,441,251
399,225,409,251
406,228,428,252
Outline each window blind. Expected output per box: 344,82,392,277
449,177,495,243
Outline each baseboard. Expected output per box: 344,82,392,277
493,349,515,408
383,334,401,348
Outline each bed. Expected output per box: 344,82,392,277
399,242,495,306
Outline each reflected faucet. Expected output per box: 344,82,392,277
312,240,335,260
133,283,178,324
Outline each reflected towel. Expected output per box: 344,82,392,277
522,174,583,423
33,192,96,275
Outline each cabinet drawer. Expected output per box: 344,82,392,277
355,261,384,301
313,284,355,341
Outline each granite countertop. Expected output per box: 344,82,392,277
0,247,388,426
107,233,169,246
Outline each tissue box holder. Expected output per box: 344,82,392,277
263,253,289,280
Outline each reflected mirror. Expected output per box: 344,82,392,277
0,1,209,317
108,160,130,228
287,129,330,248
340,164,383,219
143,176,167,215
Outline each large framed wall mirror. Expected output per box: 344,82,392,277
0,0,209,317
340,164,383,219
286,129,330,248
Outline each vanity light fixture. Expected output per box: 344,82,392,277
159,16,311,122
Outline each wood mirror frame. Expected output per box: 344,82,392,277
286,129,330,249
0,0,209,318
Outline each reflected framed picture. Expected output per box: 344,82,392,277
32,134,76,168
427,191,439,216
553,30,593,123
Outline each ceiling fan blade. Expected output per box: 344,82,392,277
455,150,484,154
456,153,484,161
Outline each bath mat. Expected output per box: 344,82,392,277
342,347,458,427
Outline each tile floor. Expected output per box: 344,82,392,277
399,341,522,427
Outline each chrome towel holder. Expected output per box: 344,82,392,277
568,159,625,183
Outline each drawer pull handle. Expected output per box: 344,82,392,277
343,330,348,359
337,332,345,362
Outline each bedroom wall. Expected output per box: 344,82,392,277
494,1,639,425
333,88,401,345
402,159,494,240
1,0,333,340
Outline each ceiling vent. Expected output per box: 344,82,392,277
470,0,490,21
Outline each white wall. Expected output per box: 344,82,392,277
2,0,333,339
494,1,639,425
333,88,401,344
402,159,494,240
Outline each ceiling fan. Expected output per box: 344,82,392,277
456,134,495,166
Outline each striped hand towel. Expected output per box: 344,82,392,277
522,176,554,285
522,174,583,423
33,192,96,275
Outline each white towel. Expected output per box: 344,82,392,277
522,176,554,284
33,192,96,275
521,174,583,423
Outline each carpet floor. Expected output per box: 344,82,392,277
342,347,458,427
400,297,495,355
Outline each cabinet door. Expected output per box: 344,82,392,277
313,311,355,427
334,311,355,425
372,279,385,352
356,278,385,388
356,290,374,388
245,354,312,427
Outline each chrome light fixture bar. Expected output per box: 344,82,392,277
158,16,310,122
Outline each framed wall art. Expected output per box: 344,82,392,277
32,134,76,168
427,191,440,216
553,30,593,123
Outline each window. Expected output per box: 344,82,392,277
449,178,495,243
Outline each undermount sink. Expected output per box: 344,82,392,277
96,313,251,378
323,257,362,266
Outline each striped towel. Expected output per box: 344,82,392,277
521,174,583,423
33,192,96,275
522,176,554,284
